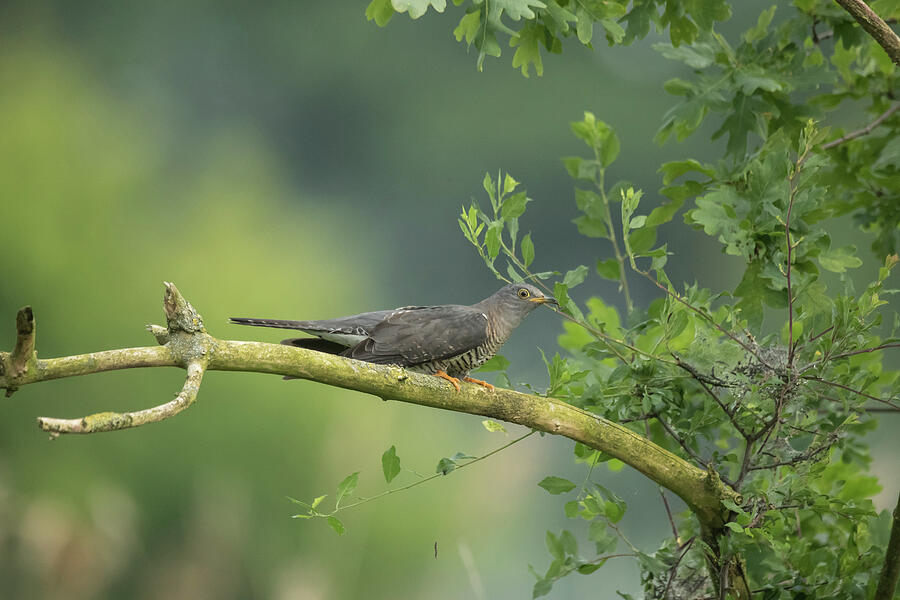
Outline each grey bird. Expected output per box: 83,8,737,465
229,283,556,391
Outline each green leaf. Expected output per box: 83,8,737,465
365,0,395,26
391,0,446,19
532,577,553,598
381,445,401,483
493,0,548,21
521,232,535,267
335,472,359,508
645,197,685,227
734,66,783,95
563,265,588,288
436,454,474,475
538,476,577,494
482,419,507,433
743,5,776,43
654,42,715,69
712,93,765,157
604,500,625,522
503,172,519,195
628,226,657,254
502,191,531,219
486,221,503,259
311,495,327,509
659,159,715,185
819,246,863,273
599,128,621,167
600,18,625,44
453,9,482,45
327,516,346,535
511,22,544,77
724,521,744,533
287,496,313,511
596,258,620,280
577,562,603,574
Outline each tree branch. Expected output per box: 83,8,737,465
833,0,900,66
0,282,739,530
875,487,900,600
822,102,900,150
9,306,36,381
36,359,207,436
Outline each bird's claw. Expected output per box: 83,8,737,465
434,370,461,392
463,376,495,392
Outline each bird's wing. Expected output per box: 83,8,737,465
230,309,400,345
345,305,488,367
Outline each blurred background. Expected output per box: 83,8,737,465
0,1,896,599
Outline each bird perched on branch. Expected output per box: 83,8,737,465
230,283,556,391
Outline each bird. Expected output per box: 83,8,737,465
229,283,557,391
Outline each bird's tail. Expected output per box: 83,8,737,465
229,317,312,330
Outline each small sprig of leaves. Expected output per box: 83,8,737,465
531,461,638,598
289,428,535,535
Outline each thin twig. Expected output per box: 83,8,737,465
647,420,679,540
663,536,696,599
635,269,775,370
829,342,900,361
822,102,900,149
655,414,706,466
802,375,900,410
330,430,536,512
593,164,633,313
786,159,800,366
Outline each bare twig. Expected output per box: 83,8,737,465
786,162,800,366
655,413,707,466
832,0,900,66
823,102,900,149
37,359,207,435
829,342,900,360
663,536,696,599
593,166,633,313
802,375,900,410
327,430,536,513
635,269,776,371
672,357,759,438
647,420,680,540
747,439,834,471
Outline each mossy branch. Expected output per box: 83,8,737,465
875,487,900,600
0,282,738,532
834,0,900,66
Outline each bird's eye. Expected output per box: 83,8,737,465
517,288,530,299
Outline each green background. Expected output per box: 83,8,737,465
0,2,895,598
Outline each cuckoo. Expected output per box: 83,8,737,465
230,283,556,391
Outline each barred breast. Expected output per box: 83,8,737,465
411,318,509,377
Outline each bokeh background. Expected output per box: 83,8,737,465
0,2,896,599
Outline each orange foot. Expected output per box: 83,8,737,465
434,370,461,392
463,376,495,392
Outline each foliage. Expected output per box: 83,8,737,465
362,1,900,597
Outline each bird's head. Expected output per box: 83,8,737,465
491,283,558,316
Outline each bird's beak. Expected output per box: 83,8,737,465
529,296,558,306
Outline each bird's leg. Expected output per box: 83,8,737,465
433,370,461,392
463,376,495,392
